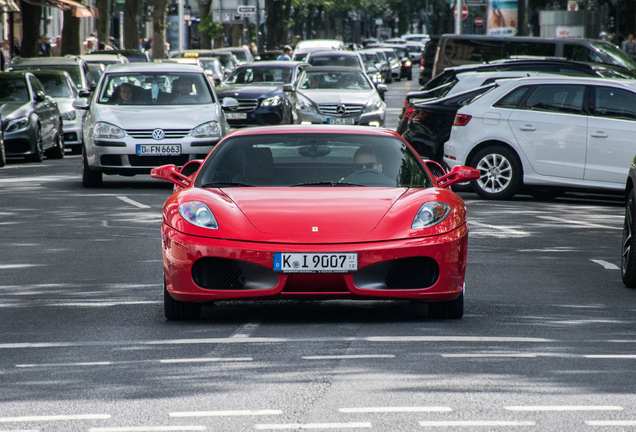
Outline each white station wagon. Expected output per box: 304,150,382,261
74,63,237,187
444,77,636,199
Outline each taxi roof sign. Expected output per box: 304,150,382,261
184,52,199,58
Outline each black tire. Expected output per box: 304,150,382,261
525,185,564,200
82,147,103,188
46,132,65,159
0,141,5,168
428,291,463,319
26,126,44,163
71,145,82,155
622,188,636,288
469,145,522,200
164,277,201,320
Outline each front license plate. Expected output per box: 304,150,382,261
225,113,248,120
328,117,356,125
136,144,181,156
273,253,358,273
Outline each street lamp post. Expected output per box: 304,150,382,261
178,0,184,54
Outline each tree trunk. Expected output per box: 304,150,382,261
124,0,139,50
265,0,278,49
198,0,212,49
95,0,109,45
61,9,81,55
20,2,41,57
152,0,169,59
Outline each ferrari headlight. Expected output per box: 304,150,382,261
178,201,218,229
412,202,451,229
93,122,125,139
191,121,221,138
61,110,76,121
364,97,384,113
261,95,282,107
5,116,29,133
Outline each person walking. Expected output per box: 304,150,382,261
277,46,292,61
622,34,636,56
39,35,51,57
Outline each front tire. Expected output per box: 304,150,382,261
164,277,201,320
82,147,103,188
470,145,522,200
46,132,65,159
622,188,636,288
428,291,463,319
26,125,44,163
0,140,5,168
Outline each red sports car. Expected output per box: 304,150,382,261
151,125,479,320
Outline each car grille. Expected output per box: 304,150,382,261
125,129,191,139
223,99,259,112
318,104,364,115
385,257,439,289
128,155,190,167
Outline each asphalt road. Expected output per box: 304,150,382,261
1,79,636,432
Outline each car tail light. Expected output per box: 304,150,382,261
453,114,472,126
412,112,428,122
402,99,410,109
420,58,424,71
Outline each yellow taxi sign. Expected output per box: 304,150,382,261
184,52,199,58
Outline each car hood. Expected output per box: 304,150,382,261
95,104,220,129
215,84,283,99
0,102,30,121
54,98,75,114
299,90,376,105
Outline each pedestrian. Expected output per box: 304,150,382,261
0,41,7,71
12,37,20,57
144,37,152,51
622,34,636,55
277,45,292,61
51,36,62,56
39,35,51,57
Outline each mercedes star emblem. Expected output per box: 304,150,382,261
336,105,346,115
152,129,165,140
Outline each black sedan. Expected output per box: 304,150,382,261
215,61,307,127
0,72,64,162
401,84,495,164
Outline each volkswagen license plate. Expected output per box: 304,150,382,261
136,144,181,156
225,113,248,120
274,253,358,273
327,118,355,125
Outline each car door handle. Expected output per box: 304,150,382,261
519,124,536,131
591,131,608,138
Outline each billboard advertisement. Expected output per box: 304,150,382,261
487,0,517,36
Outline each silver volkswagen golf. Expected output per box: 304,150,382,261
74,63,237,187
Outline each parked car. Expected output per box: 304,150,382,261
360,49,392,83
622,158,636,287
418,35,441,85
357,51,386,84
444,76,636,200
30,70,84,154
294,67,387,127
8,56,96,95
0,72,64,162
367,45,403,80
75,63,236,187
214,61,307,128
150,125,480,320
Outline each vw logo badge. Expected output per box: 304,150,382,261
152,129,165,140
336,105,346,115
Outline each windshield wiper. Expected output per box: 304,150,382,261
200,181,254,188
290,181,365,187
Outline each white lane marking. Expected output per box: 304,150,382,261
232,322,260,338
117,196,151,209
16,362,112,368
587,421,636,426
366,336,553,343
419,421,535,427
0,264,45,270
585,355,636,359
467,221,530,238
89,428,206,432
255,423,371,430
442,354,537,358
340,407,451,413
0,175,75,183
591,259,620,270
0,414,111,422
171,410,281,417
536,215,621,230
518,247,577,252
160,357,253,363
505,406,623,411
302,355,395,360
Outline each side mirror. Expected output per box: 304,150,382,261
435,165,480,188
282,84,294,92
180,160,203,178
35,91,46,102
79,90,91,98
72,98,90,110
422,160,446,179
221,97,239,109
151,164,192,188
90,82,97,90
376,84,387,93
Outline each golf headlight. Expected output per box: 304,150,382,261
178,201,218,229
61,110,76,121
412,202,451,229
261,95,282,107
191,121,221,138
93,122,125,139
5,116,29,133
364,97,384,113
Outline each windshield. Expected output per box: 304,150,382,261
393,47,408,58
209,54,235,70
0,76,29,102
10,64,82,88
308,55,361,68
591,41,636,70
87,64,104,82
196,133,431,188
33,74,75,98
199,59,223,75
299,71,372,90
230,50,248,62
292,53,308,61
225,66,293,84
423,69,457,90
97,72,214,105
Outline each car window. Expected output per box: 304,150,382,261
98,72,214,105
199,59,223,75
299,71,372,90
11,64,83,88
87,63,104,82
563,44,605,64
0,76,30,102
226,66,292,84
443,38,503,63
34,74,76,98
493,85,532,109
524,84,585,114
594,87,636,121
503,41,556,57
231,50,248,62
308,55,361,68
196,133,432,188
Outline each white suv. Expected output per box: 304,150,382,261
444,76,636,199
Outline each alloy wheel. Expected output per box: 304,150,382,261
476,153,513,194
